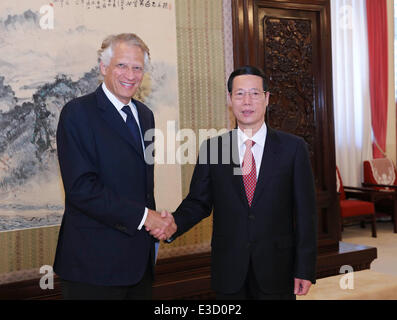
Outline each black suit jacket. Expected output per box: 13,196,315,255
53,86,156,286
171,128,317,294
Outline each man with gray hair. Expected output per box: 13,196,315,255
53,33,176,299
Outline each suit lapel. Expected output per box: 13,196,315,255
95,86,145,159
227,130,250,208
134,99,155,192
133,98,153,150
251,127,281,206
132,99,155,195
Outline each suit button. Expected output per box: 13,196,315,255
115,224,127,232
247,243,251,249
248,215,255,220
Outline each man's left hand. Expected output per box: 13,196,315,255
294,278,312,296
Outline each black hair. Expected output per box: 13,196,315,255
227,65,268,93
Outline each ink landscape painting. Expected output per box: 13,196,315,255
0,0,181,231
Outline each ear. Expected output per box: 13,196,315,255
99,61,107,77
264,91,270,105
227,92,232,107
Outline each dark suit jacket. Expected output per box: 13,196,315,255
171,128,317,294
53,86,156,286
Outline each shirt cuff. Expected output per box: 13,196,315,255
138,207,148,230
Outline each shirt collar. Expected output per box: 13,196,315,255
237,122,267,149
102,82,134,111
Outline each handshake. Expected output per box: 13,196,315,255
144,209,177,241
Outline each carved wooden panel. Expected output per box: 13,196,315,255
263,17,316,157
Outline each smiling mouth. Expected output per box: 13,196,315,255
242,110,254,116
120,81,135,88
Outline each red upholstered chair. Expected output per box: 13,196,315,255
363,158,397,233
336,166,377,238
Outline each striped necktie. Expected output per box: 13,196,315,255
242,140,256,207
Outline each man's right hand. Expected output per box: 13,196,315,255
144,209,177,240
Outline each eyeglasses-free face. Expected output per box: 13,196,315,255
114,64,144,74
100,42,145,105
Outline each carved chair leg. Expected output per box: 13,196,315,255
360,220,366,229
371,214,377,238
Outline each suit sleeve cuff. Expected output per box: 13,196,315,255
137,207,148,230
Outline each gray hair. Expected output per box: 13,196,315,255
98,33,151,71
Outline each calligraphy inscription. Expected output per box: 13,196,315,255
52,0,172,10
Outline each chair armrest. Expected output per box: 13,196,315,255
344,186,380,193
343,186,382,202
360,183,397,202
362,182,397,189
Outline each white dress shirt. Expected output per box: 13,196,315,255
102,83,148,230
237,122,267,179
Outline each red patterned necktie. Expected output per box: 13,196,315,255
242,140,256,207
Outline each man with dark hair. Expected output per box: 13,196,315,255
153,65,317,300
227,65,268,94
